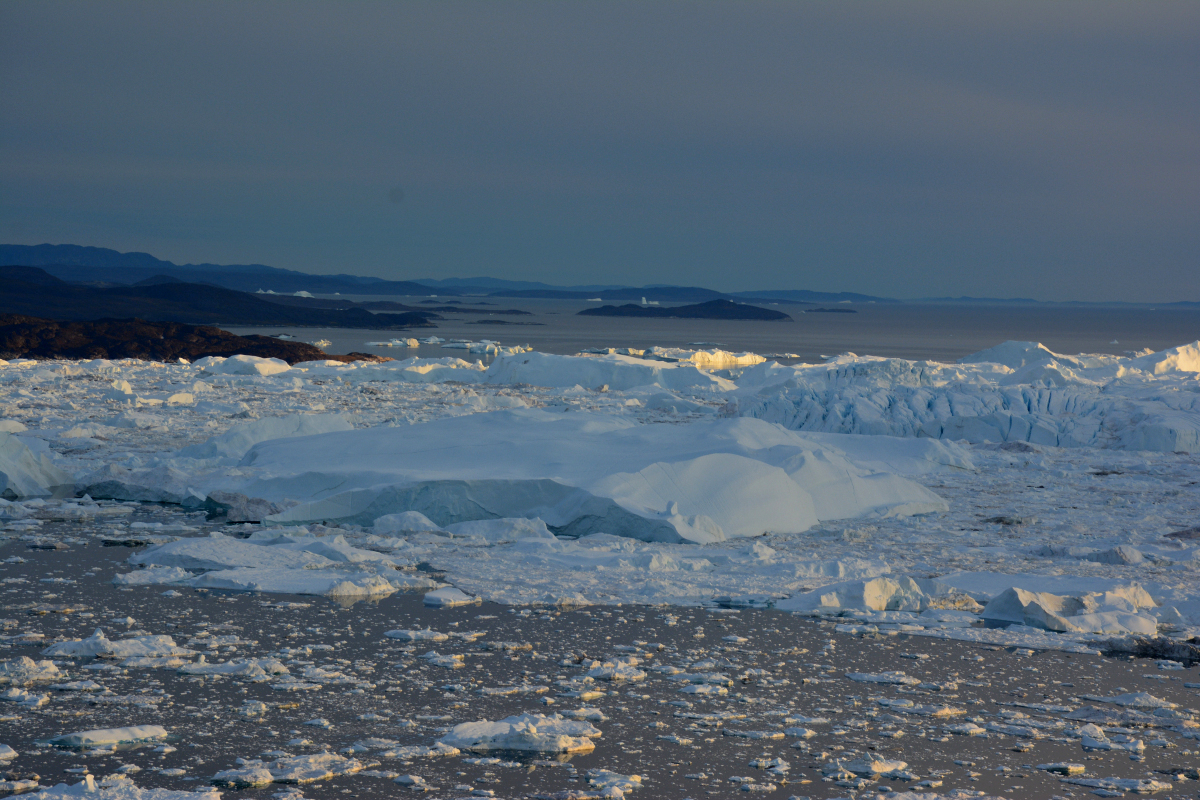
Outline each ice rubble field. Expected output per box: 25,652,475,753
2,340,1200,652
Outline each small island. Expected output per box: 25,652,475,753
578,299,791,321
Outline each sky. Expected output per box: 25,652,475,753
2,2,1197,301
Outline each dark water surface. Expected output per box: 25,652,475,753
224,299,1200,364
4,513,1199,799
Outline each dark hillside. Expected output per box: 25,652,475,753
0,266,436,328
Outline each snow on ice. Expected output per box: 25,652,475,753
4,338,1200,644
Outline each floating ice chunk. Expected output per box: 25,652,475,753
722,729,784,740
981,587,1158,634
248,411,940,544
113,566,194,586
1080,725,1144,752
373,511,443,535
1,687,48,707
422,651,464,669
48,680,104,692
845,671,921,686
210,766,274,788
33,777,221,799
77,464,203,505
439,713,600,753
0,431,73,499
44,629,190,659
643,392,712,414
562,708,608,721
444,517,557,543
1130,340,1200,374
485,351,733,392
50,725,169,747
679,684,727,695
131,533,337,572
384,628,449,642
587,769,642,794
584,658,645,682
424,587,479,608
960,340,1061,369
777,576,961,614
195,354,291,376
263,533,399,565
0,655,62,685
1061,776,1173,794
0,744,15,760
213,752,365,785
830,756,908,775
1084,692,1177,709
238,701,269,717
189,567,399,598
179,413,353,460
178,656,288,677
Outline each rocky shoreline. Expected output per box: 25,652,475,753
0,315,392,364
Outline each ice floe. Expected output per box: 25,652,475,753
229,410,945,543
0,430,73,498
438,712,601,753
48,726,169,748
735,340,1200,452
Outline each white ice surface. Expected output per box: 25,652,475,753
438,712,601,752
234,410,944,543
177,413,353,460
734,340,1200,452
35,778,220,799
6,339,1200,644
0,430,73,498
49,725,169,747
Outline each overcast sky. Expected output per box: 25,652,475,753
2,2,1197,300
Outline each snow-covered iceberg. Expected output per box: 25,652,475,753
0,431,72,499
733,340,1200,452
484,351,734,392
438,712,601,753
178,413,353,460
230,410,945,544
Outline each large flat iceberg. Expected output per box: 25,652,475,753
228,410,946,544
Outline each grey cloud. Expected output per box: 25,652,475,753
1,1,1197,300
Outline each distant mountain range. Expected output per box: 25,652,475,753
3,243,1196,305
0,265,437,328
0,243,895,304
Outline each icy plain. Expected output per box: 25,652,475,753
3,339,1200,798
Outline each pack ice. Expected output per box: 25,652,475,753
0,430,73,499
734,340,1200,451
225,410,946,543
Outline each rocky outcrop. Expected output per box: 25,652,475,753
0,315,389,365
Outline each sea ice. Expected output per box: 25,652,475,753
44,629,192,659
438,712,601,753
735,340,1200,452
423,587,479,608
0,655,63,685
34,777,221,799
0,430,73,498
178,413,353,460
980,586,1158,634
240,410,944,543
49,725,169,747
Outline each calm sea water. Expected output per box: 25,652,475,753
224,297,1200,364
